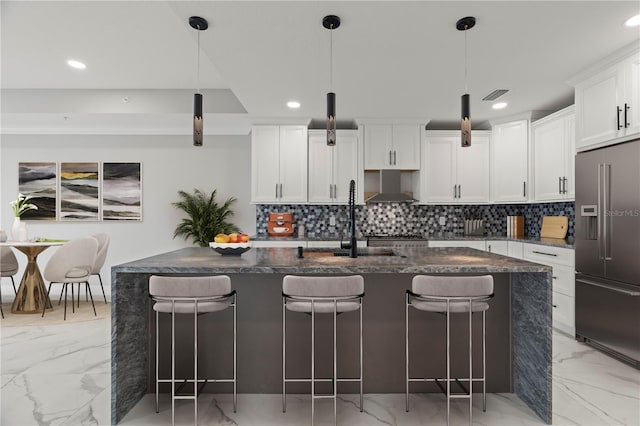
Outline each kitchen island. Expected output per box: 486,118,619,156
111,246,552,424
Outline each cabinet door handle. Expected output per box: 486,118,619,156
617,106,622,130
276,183,279,198
333,184,337,199
552,304,558,308
625,103,630,128
453,185,457,199
523,181,526,197
389,150,393,165
458,185,461,199
532,250,557,257
393,150,397,165
488,245,492,252
558,177,562,194
563,177,568,194
279,183,283,198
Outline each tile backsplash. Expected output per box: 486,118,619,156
256,202,575,239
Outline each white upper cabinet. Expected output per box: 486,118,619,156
363,124,420,170
491,120,529,203
532,106,575,201
573,44,640,151
422,131,490,204
251,125,308,203
308,130,358,204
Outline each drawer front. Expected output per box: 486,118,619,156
523,243,574,267
552,265,575,297
429,240,486,250
553,290,575,335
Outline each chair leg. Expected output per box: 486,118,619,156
171,305,176,426
194,302,198,426
97,273,107,303
482,310,487,412
58,287,64,305
282,296,286,413
360,299,363,412
333,302,337,426
233,293,237,413
405,293,410,412
63,283,68,321
71,282,75,314
0,283,4,319
468,306,473,426
311,301,315,425
11,276,17,294
85,281,97,316
446,309,450,426
155,310,160,413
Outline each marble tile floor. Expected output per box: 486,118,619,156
1,316,638,426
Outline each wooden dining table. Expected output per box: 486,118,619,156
0,241,64,314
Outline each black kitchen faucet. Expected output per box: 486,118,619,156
340,179,358,258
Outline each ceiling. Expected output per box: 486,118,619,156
2,1,639,135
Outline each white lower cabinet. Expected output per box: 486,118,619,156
485,240,508,256
428,240,486,250
523,243,575,335
507,241,524,259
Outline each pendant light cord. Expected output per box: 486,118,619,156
464,24,468,93
329,23,334,90
196,24,201,94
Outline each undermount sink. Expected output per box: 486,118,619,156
302,248,398,257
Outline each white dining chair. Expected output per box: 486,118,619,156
0,247,19,318
43,237,98,320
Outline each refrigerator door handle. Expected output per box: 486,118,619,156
604,163,612,260
577,278,640,296
598,164,603,260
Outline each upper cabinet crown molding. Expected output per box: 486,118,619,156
567,41,640,86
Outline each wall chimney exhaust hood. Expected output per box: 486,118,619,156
365,170,416,203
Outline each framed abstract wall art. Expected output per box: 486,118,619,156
18,162,57,220
101,162,142,221
60,162,100,221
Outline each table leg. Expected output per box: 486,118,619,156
11,248,53,314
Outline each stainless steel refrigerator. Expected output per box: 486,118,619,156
575,139,640,368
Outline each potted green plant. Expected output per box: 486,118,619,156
172,188,239,247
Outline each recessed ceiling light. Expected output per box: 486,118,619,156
67,59,86,69
625,14,640,27
492,102,508,110
287,101,301,109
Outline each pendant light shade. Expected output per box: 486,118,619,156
461,93,471,147
327,92,336,146
323,15,340,146
193,93,203,147
189,16,208,147
456,16,475,147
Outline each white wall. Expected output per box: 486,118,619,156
0,134,254,300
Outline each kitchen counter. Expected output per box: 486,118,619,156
252,234,574,249
111,247,552,424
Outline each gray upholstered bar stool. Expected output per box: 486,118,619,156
406,275,494,426
282,275,365,425
149,275,237,426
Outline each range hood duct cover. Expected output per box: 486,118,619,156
366,170,416,203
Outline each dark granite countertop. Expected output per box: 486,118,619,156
113,246,551,275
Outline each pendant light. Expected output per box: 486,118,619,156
456,16,475,147
189,16,208,147
323,15,340,146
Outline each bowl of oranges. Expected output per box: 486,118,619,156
209,233,251,256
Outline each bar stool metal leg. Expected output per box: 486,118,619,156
155,309,159,413
311,300,315,425
171,301,176,426
194,300,198,426
483,310,487,412
359,297,363,412
468,301,473,426
333,300,337,426
405,292,409,412
282,296,286,413
446,301,451,426
233,292,237,413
